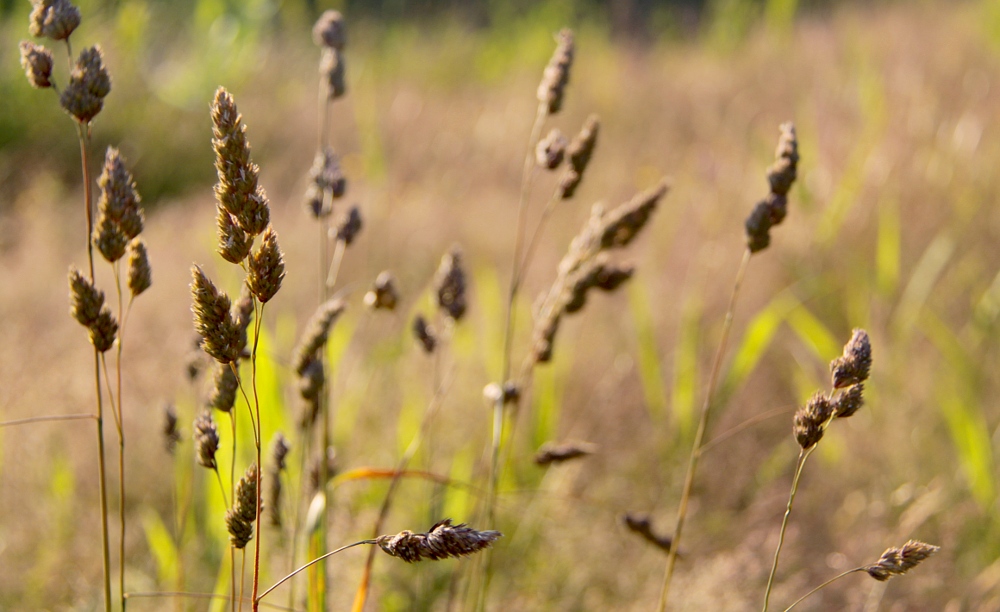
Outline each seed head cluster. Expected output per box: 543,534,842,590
864,540,940,581
60,45,111,124
226,463,260,549
745,122,798,253
537,29,574,116
376,519,501,563
435,247,467,322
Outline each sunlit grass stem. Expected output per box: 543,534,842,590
762,446,815,611
658,247,752,611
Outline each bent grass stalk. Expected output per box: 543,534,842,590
761,446,815,611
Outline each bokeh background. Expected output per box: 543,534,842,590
2,0,1000,609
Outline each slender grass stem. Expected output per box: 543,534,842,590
762,446,815,611
124,591,299,612
230,410,238,612
251,304,265,611
658,247,752,611
699,405,797,455
259,540,375,604
0,413,95,427
114,267,128,611
782,568,864,611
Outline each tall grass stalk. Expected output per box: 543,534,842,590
761,446,814,611
657,247,751,610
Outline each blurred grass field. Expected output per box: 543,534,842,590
3,0,1000,609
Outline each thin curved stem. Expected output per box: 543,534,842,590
762,446,815,611
251,304,265,611
782,568,865,612
124,591,299,612
258,540,375,605
0,413,95,428
658,248,752,611
699,405,796,455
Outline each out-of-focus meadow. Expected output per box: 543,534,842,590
3,0,1000,609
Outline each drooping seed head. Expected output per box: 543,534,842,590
621,513,674,553
744,122,798,253
60,45,111,124
598,181,667,250
534,441,597,466
864,540,940,582
376,519,502,563
413,314,436,354
363,270,399,311
247,226,285,303
19,41,53,88
831,328,872,389
292,298,346,374
559,115,599,198
298,358,324,403
536,29,573,115
536,128,568,170
29,0,81,41
126,239,152,297
208,363,239,413
190,266,242,364
69,267,104,327
193,411,219,470
313,10,346,51
435,246,467,322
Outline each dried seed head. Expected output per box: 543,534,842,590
216,208,252,264
191,266,242,364
864,540,940,582
193,411,220,469
599,181,667,249
29,0,81,41
208,363,239,413
363,270,399,311
93,214,127,262
298,358,324,403
530,307,560,364
163,404,181,454
96,147,144,240
745,122,798,253
834,383,864,419
247,226,285,303
621,513,674,553
305,147,346,218
211,87,270,236
793,392,834,449
413,314,437,353
536,29,573,115
19,41,53,88
271,432,290,472
60,45,111,124
267,433,290,527
226,463,259,548
535,128,568,170
831,328,872,389
534,441,597,466
376,519,502,563
127,239,152,298
313,10,346,51
292,298,346,375
336,205,362,245
69,267,104,327
559,115,599,199
320,49,347,100
89,307,118,352
435,246,467,321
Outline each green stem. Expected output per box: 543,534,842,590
252,304,265,612
762,446,815,611
658,248,752,611
782,568,864,612
258,541,375,605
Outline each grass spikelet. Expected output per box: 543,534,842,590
435,246,467,322
336,205,362,245
831,328,872,389
126,239,151,298
28,0,80,40
536,128,567,170
226,463,259,549
792,392,834,450
89,307,118,352
559,114,599,199
364,270,399,311
69,267,104,327
534,441,597,466
60,45,111,124
375,519,501,563
19,41,53,88
247,226,285,303
208,363,238,413
211,87,270,236
267,433,290,527
291,297,346,374
864,540,940,581
193,411,220,470
190,265,242,364
536,28,573,116
413,313,437,354
745,123,798,253
162,404,181,454
621,513,674,553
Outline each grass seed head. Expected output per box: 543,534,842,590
598,181,667,250
247,226,285,303
865,540,940,581
559,115,599,198
793,392,834,449
537,28,573,115
191,266,242,364
19,41,53,88
162,404,181,454
831,328,872,389
96,147,143,240
621,512,674,553
435,246,467,322
29,0,80,41
193,411,220,470
292,298,346,374
216,208,252,264
208,363,238,413
413,314,437,353
127,239,152,297
336,205,362,245
745,122,798,253
60,45,110,124
376,519,502,563
321,49,347,100
313,10,346,51
834,383,865,419
211,87,270,236
536,128,568,170
69,267,104,327
364,270,399,311
89,307,118,352
534,441,597,466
